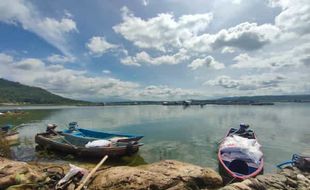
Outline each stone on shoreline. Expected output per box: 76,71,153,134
1,158,222,190
2,157,309,190
90,160,222,190
0,158,47,189
220,166,310,190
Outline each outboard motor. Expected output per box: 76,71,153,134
238,123,250,133
46,124,57,134
68,122,78,132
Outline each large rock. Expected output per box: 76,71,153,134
220,166,310,190
89,160,223,190
0,157,47,189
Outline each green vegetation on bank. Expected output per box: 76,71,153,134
0,78,94,105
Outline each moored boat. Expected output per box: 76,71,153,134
1,124,19,145
35,131,143,158
61,122,144,144
218,124,264,182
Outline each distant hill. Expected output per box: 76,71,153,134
0,78,92,105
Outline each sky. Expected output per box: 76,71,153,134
0,0,309,101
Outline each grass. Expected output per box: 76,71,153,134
0,132,12,158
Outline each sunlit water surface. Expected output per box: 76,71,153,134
1,103,309,173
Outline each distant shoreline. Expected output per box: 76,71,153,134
1,101,310,108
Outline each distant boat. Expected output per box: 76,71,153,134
218,124,264,182
35,131,143,158
61,122,144,145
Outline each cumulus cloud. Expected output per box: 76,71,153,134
1,53,204,100
86,36,118,56
0,53,139,100
232,42,310,69
221,47,235,53
186,22,280,52
113,6,213,52
0,0,77,55
46,54,76,64
269,0,310,35
135,85,202,100
15,58,45,70
0,53,14,64
121,49,189,66
188,56,225,70
205,74,287,91
212,22,280,50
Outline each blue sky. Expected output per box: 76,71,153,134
0,0,309,101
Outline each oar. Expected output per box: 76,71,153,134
49,128,78,149
76,155,109,190
11,123,27,131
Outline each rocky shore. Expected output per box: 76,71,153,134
0,157,309,190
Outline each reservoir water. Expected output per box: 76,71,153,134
1,103,309,173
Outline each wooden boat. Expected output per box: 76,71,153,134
35,132,143,158
1,125,19,145
4,131,19,142
218,124,264,182
61,122,144,144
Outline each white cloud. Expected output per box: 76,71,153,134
0,53,14,64
232,0,242,4
269,0,310,35
188,56,225,70
221,47,235,53
15,58,45,70
114,6,279,55
0,53,139,100
0,53,205,100
86,36,118,56
102,70,111,74
186,22,280,52
213,22,280,50
47,54,76,64
135,85,202,100
0,0,77,55
113,6,213,52
204,72,310,96
205,74,287,91
232,42,310,69
142,0,149,6
121,49,189,66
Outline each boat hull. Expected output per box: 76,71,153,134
35,132,142,158
218,128,264,182
4,132,19,141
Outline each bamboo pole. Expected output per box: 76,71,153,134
50,129,77,149
76,155,108,190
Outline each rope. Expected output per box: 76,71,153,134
276,154,300,169
226,177,237,185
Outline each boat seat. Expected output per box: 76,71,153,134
73,132,85,137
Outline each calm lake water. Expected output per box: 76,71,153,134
1,103,309,173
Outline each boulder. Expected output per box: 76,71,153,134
89,160,222,190
220,166,310,190
0,157,47,189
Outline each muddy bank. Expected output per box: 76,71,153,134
1,157,309,190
